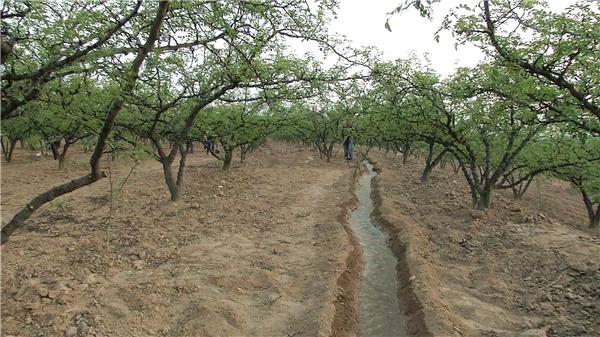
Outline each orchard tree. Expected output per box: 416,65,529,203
447,0,600,134
199,101,277,170
0,114,30,162
294,100,352,162
1,1,170,244
369,60,448,180
549,135,600,228
406,64,549,210
495,130,598,200
27,76,108,169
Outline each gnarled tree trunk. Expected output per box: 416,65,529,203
421,142,448,184
222,147,234,171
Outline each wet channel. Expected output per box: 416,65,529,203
352,163,406,337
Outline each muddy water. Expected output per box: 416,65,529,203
352,163,406,337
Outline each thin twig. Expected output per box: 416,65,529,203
118,160,140,191
106,155,114,247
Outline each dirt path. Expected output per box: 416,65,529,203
1,143,359,337
370,152,599,337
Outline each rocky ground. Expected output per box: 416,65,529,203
371,152,599,337
1,143,360,337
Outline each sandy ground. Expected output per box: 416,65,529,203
1,143,361,337
370,152,600,337
3,143,599,337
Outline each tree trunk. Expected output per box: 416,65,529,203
175,144,188,200
451,161,460,174
421,164,433,184
50,140,61,160
8,139,17,161
222,148,233,171
511,175,534,199
240,144,247,163
590,207,600,228
2,138,18,162
474,187,493,211
162,159,179,201
421,144,447,184
402,151,409,165
58,142,72,170
326,142,335,162
1,139,6,160
581,189,600,228
1,174,98,243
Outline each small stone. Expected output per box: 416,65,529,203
78,321,90,333
568,262,589,273
26,300,41,310
132,260,145,269
65,326,78,336
408,275,417,282
55,294,68,305
566,292,577,300
37,286,49,298
540,302,554,313
85,273,98,284
47,290,58,299
469,209,486,219
25,317,32,324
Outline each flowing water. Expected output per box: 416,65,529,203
352,163,406,337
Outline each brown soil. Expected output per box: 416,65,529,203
370,152,599,337
1,143,361,337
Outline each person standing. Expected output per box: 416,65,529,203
343,136,354,160
203,136,215,155
347,136,354,160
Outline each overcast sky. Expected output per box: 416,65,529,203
326,0,578,76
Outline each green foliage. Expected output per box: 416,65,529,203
446,0,600,134
2,0,598,226
48,199,67,210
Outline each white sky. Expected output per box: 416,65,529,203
326,0,578,76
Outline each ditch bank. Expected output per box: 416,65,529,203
330,165,363,337
370,162,436,337
331,161,434,337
